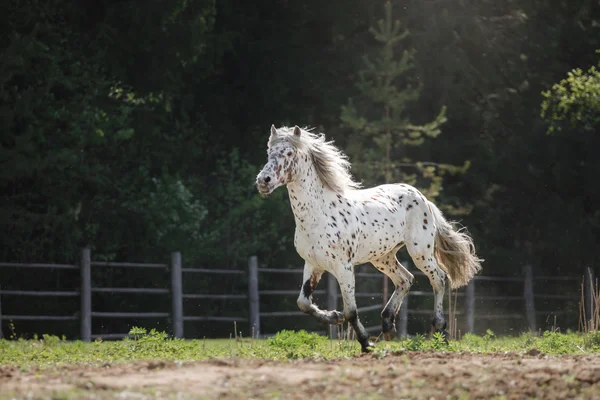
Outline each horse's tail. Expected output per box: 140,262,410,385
428,201,483,289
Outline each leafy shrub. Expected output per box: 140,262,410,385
267,330,328,359
405,334,426,351
583,330,600,350
536,331,580,355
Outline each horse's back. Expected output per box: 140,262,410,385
345,183,431,263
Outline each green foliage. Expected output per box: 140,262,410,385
195,149,294,266
458,330,600,354
541,50,600,133
404,333,426,351
0,0,217,263
535,331,582,355
339,1,465,207
267,329,329,358
430,332,450,350
0,2,134,261
128,326,150,341
2,329,599,369
122,173,207,253
127,327,169,343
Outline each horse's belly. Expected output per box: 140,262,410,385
353,212,406,263
355,233,402,263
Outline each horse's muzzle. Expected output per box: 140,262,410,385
256,182,272,197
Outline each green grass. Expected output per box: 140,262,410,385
1,328,599,369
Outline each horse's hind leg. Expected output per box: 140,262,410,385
297,262,345,325
371,250,414,341
406,239,449,338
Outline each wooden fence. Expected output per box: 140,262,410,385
251,261,591,337
0,249,596,340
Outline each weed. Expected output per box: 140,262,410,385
267,329,328,359
8,320,17,340
405,333,426,351
128,326,148,340
431,332,449,350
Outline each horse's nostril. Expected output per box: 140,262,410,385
264,176,271,183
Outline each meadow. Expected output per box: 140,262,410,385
1,328,600,399
2,328,600,368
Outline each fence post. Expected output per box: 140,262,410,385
383,276,389,308
523,264,537,333
0,284,3,339
397,294,409,338
80,248,92,342
465,280,475,334
248,256,260,338
171,252,183,339
584,267,595,327
327,273,338,311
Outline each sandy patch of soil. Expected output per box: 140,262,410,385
1,352,599,399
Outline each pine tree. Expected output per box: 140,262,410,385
341,1,464,200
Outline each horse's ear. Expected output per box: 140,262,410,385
293,125,301,137
268,124,277,146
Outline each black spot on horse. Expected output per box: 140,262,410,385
302,279,313,298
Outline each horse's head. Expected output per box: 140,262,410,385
256,125,302,196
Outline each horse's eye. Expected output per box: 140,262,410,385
287,151,292,157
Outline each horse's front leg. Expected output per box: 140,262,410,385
297,262,345,325
337,266,374,353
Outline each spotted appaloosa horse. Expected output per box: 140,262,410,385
256,125,483,352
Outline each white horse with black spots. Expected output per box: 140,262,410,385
256,125,482,352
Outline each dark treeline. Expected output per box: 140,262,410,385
1,0,599,338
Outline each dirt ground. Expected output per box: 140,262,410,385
1,351,600,399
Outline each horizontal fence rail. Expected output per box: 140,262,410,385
91,312,170,318
0,262,77,270
2,315,79,321
182,268,245,274
0,290,80,297
183,316,248,322
91,288,170,294
91,261,168,269
0,252,595,341
183,294,247,300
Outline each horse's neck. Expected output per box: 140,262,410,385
287,163,333,227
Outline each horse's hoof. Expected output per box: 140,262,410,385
332,310,345,324
361,341,375,353
382,319,396,341
323,310,344,325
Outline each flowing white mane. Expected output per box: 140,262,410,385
269,126,362,193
